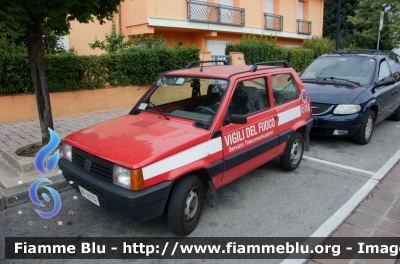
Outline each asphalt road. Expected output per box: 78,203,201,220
1,119,400,264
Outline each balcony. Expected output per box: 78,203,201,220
188,0,245,27
264,13,283,31
297,19,312,35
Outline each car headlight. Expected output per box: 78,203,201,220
62,143,72,162
113,165,145,191
333,104,361,115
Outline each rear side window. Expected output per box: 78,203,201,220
271,73,299,106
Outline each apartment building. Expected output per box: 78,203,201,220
66,0,324,56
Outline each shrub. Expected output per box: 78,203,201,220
225,35,288,64
0,45,200,95
302,36,335,58
0,54,32,94
46,53,81,92
285,48,314,72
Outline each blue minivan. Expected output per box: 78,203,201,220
300,50,400,144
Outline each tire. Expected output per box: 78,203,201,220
390,106,400,121
167,174,204,236
280,132,304,171
353,109,375,145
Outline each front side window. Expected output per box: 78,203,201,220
378,60,391,81
271,73,299,105
300,56,376,86
227,77,269,116
137,76,229,125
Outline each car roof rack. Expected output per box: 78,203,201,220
330,49,397,56
249,61,290,72
185,60,230,69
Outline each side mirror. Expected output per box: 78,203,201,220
225,114,247,125
376,76,395,88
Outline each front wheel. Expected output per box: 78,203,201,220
353,109,375,145
280,132,304,171
167,175,204,236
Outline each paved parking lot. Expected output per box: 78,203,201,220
1,110,400,264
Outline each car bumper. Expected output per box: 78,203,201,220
58,157,173,222
310,113,363,137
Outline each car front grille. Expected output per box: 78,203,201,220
311,103,333,115
71,147,113,183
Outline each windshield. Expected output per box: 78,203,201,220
136,76,229,125
300,56,376,86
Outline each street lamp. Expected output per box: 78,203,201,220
335,0,341,50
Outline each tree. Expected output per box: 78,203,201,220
348,0,400,49
0,0,122,144
323,0,359,48
89,19,135,53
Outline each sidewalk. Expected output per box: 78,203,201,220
310,161,400,264
1,108,400,263
0,107,131,149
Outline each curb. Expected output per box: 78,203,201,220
0,147,36,174
0,174,72,210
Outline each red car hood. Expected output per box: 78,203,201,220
64,113,210,169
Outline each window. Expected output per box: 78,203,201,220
300,57,376,86
298,1,304,20
228,78,270,115
265,0,274,13
387,56,400,82
378,60,391,81
271,73,299,105
142,76,229,123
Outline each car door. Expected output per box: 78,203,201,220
269,72,305,154
386,55,400,112
219,76,278,186
375,59,396,122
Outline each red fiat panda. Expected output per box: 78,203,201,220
59,61,313,236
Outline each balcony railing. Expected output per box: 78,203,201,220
264,13,283,31
188,0,245,27
211,55,232,65
297,19,312,35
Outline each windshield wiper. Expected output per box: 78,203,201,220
316,76,361,86
147,102,170,120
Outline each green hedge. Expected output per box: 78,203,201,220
0,46,200,95
302,37,335,59
285,48,314,72
225,35,315,72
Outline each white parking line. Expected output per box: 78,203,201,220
303,155,375,175
282,149,400,264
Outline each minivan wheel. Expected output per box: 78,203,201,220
353,109,375,145
167,174,204,236
280,132,304,171
390,106,400,121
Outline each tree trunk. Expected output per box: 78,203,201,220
26,16,54,145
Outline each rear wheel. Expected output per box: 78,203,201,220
167,175,204,236
280,132,304,171
353,109,374,145
390,106,400,121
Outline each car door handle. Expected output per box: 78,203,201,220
392,90,399,95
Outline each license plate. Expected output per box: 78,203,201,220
78,186,100,207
